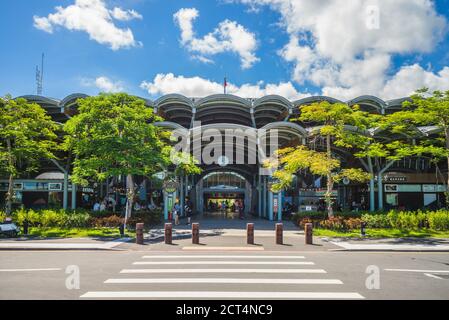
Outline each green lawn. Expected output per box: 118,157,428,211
314,228,449,238
26,227,135,238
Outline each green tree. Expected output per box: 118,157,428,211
0,95,59,215
267,101,371,218
387,89,449,207
63,93,172,223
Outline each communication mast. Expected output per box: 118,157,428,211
36,53,44,95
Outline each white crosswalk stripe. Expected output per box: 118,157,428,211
105,278,344,284
141,255,306,259
120,268,327,274
132,261,315,265
81,253,365,300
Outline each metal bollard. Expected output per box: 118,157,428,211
276,223,283,245
165,223,173,245
136,223,144,245
305,223,313,245
192,223,200,244
247,223,254,245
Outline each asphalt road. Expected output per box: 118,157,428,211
1,249,448,300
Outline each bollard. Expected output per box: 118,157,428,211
247,223,254,245
165,223,173,245
136,223,144,245
276,223,283,245
305,223,313,245
361,222,367,237
192,223,200,244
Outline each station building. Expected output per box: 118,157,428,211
1,94,447,220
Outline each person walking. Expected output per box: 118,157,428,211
185,199,192,225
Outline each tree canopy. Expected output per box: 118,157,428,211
0,95,59,214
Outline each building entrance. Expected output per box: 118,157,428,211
204,192,245,219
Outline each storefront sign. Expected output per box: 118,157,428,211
423,184,448,193
384,176,407,182
163,179,179,193
273,197,278,214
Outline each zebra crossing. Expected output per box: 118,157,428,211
80,253,365,299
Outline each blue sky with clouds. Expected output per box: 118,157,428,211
1,0,449,101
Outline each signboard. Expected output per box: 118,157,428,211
48,183,62,191
423,184,448,193
384,176,407,182
163,179,179,193
273,197,279,214
385,184,422,193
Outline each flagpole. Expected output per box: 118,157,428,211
224,77,227,95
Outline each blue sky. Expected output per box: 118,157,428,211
1,0,449,101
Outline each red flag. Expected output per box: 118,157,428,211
224,77,227,94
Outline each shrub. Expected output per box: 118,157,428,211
0,211,5,222
319,217,345,231
428,210,449,230
91,216,124,228
40,209,65,228
63,212,91,228
12,208,41,227
362,214,390,228
127,209,163,229
344,218,363,230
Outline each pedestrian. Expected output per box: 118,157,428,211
185,199,192,225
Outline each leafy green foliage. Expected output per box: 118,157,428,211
0,95,59,214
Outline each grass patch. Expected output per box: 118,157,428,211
314,228,449,239
27,227,135,239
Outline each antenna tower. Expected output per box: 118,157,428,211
36,53,44,95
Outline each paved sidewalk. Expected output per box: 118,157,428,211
146,217,301,241
0,237,132,250
328,237,449,252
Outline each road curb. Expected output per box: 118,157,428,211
0,237,133,251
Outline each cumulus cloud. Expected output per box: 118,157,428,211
82,76,124,93
33,0,142,50
110,7,142,21
173,8,259,69
233,0,448,99
140,73,309,100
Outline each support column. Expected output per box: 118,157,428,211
268,190,274,221
369,178,375,211
377,174,383,211
263,176,267,218
258,174,262,218
163,191,169,220
71,184,77,210
180,176,185,216
63,171,68,210
278,192,282,222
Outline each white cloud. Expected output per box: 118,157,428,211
233,0,448,99
33,0,142,50
82,76,124,93
140,73,309,100
173,8,259,69
381,65,449,100
110,8,142,21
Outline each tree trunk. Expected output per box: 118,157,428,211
6,174,13,216
445,128,449,208
326,134,334,218
5,138,14,216
124,174,134,226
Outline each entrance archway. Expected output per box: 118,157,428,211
196,171,253,218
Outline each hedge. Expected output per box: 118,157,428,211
6,208,162,230
293,209,449,231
